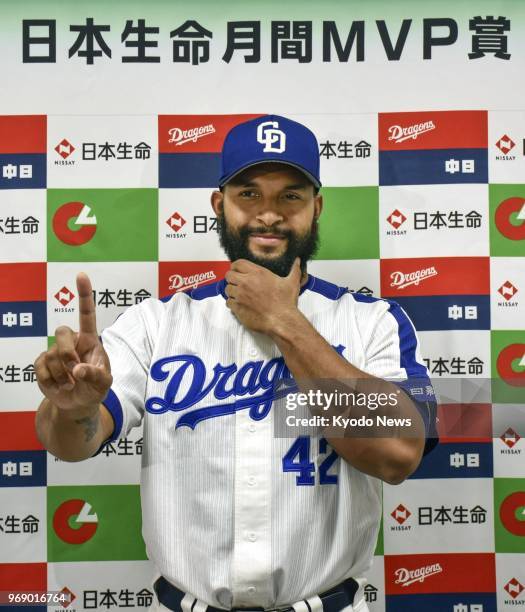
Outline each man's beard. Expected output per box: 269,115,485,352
217,212,319,277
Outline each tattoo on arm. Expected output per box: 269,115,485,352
74,414,99,443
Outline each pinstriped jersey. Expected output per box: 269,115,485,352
99,274,437,611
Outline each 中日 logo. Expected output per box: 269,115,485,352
53,499,98,544
167,124,216,146
388,120,435,144
387,209,407,229
54,286,75,307
52,202,97,246
54,139,75,159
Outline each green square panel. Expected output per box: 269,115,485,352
489,184,525,257
47,188,158,262
47,485,147,562
491,330,525,404
315,187,379,260
494,478,525,553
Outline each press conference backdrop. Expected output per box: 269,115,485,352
0,0,524,610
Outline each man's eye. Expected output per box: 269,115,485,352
239,190,258,198
284,193,301,200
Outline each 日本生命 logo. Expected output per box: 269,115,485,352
387,209,407,229
166,211,186,232
55,139,75,159
53,499,98,544
54,286,75,307
496,134,516,155
52,202,97,246
391,504,411,525
257,121,286,153
501,427,521,449
504,577,524,599
498,280,518,301
58,586,76,609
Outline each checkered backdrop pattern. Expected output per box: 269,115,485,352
0,110,524,612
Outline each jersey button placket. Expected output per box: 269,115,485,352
230,334,272,607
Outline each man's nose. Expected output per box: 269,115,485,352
255,197,284,226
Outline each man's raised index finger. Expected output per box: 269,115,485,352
76,272,98,335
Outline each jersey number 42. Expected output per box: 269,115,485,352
282,436,339,486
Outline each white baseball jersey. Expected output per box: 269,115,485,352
99,274,437,612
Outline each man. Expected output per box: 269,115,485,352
35,115,438,612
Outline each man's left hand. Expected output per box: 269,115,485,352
225,258,302,335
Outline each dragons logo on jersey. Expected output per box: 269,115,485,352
145,346,345,429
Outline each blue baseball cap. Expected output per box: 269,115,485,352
219,115,321,189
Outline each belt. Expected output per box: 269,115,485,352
154,576,359,612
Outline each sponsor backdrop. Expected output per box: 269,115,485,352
1,1,524,611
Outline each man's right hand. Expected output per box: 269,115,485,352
34,272,113,415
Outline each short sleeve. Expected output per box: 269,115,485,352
362,299,439,456
93,301,155,454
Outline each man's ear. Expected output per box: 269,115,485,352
211,190,224,216
314,192,323,219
